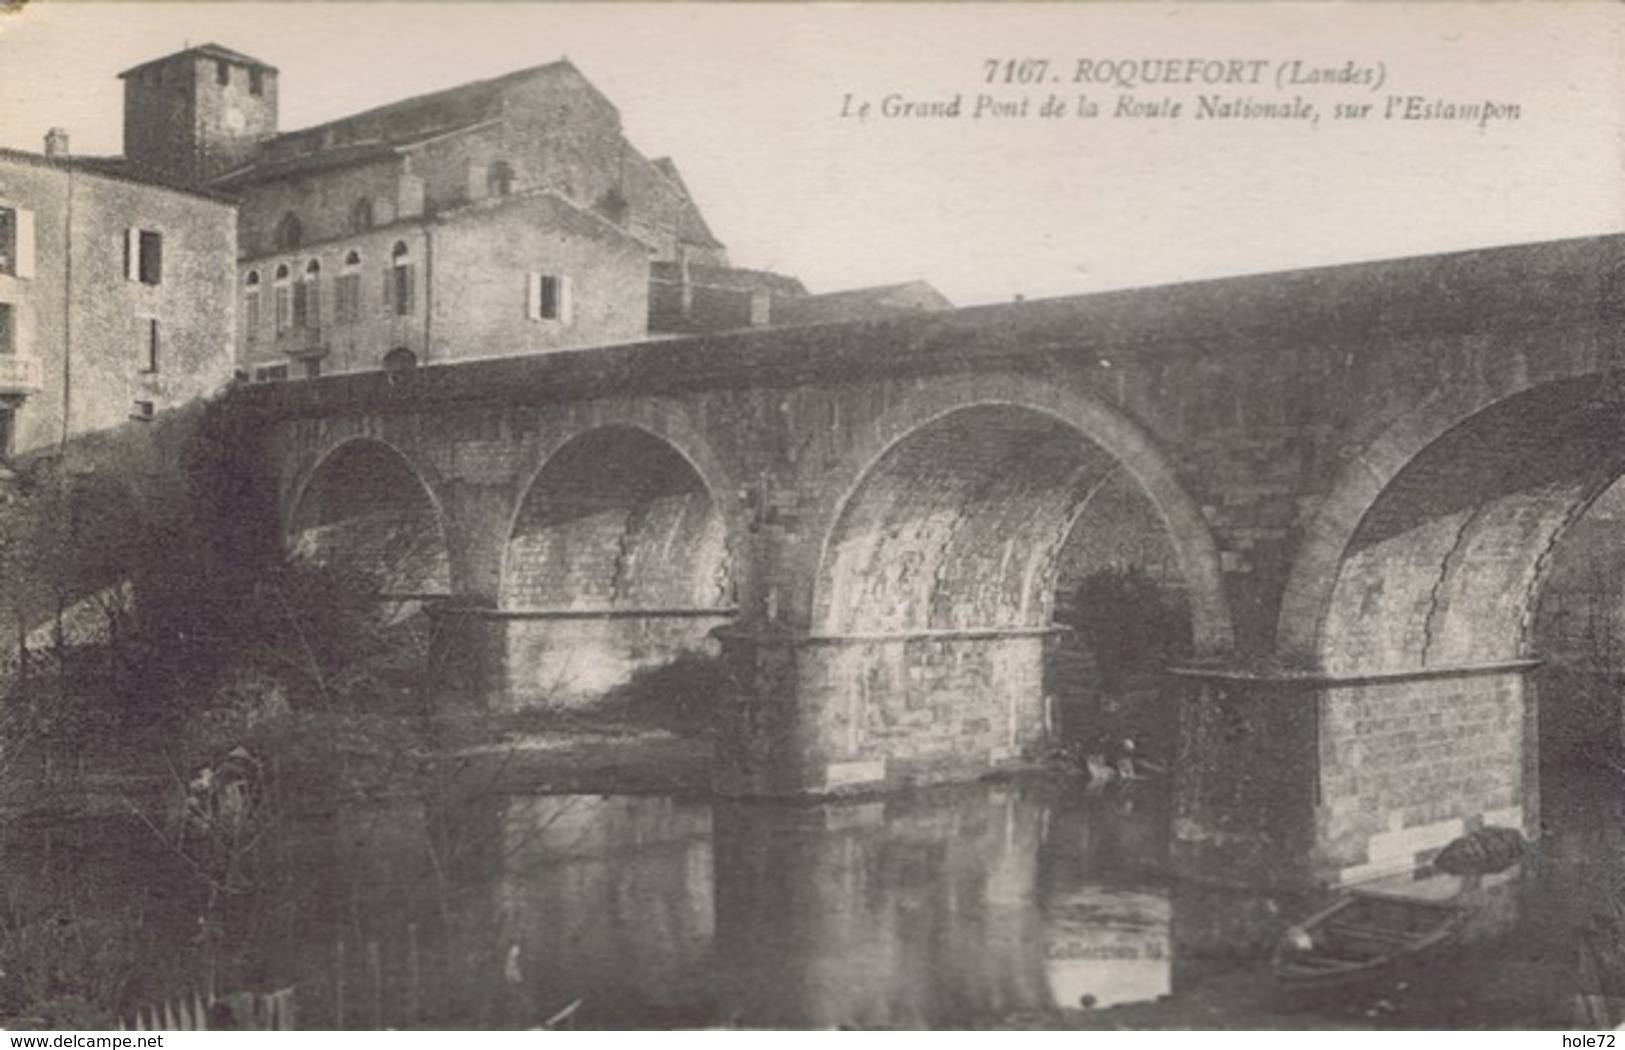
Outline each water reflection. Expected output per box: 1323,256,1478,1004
12,766,1599,1029
253,779,1177,1028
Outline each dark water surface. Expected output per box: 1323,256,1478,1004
8,762,1619,1029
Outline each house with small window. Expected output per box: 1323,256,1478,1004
0,137,236,459
114,43,722,378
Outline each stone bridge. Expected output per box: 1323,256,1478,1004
238,234,1625,888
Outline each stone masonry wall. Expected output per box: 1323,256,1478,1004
1315,670,1527,885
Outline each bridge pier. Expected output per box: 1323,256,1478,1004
712,625,1057,796
1170,661,1538,889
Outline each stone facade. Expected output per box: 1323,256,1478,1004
0,147,236,459
117,45,729,377
237,191,650,377
121,44,279,186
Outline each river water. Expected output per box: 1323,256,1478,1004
8,761,1619,1029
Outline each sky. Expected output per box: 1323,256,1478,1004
0,2,1619,306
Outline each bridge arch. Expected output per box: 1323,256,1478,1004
499,422,737,612
1277,372,1625,669
810,374,1231,655
285,436,452,598
1269,371,1625,882
494,422,737,705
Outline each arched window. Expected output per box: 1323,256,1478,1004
273,264,293,334
295,258,321,330
336,251,363,324
383,347,417,373
388,241,414,316
487,161,515,197
351,197,374,233
275,212,303,251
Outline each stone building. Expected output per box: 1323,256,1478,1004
118,44,729,377
0,139,237,460
118,43,950,378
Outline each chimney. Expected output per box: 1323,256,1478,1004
43,128,70,158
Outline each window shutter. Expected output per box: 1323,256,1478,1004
13,209,34,279
559,276,574,324
526,272,542,320
383,268,393,306
125,228,140,282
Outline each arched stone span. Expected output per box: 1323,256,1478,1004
1269,373,1625,884
500,424,733,611
494,424,735,706
282,428,450,541
1278,372,1625,669
817,406,1144,634
809,375,1230,656
731,391,1226,797
286,437,452,598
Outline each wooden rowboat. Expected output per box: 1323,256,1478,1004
1272,891,1468,997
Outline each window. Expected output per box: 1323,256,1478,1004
0,206,33,278
216,60,230,86
335,252,362,324
275,213,303,252
131,400,155,422
249,68,264,96
382,347,417,372
139,318,159,373
488,161,515,197
295,259,321,330
254,364,288,383
526,273,573,322
0,408,12,460
351,197,374,233
393,265,414,315
389,242,414,316
244,271,261,343
335,278,359,323
302,358,321,380
0,302,11,355
125,228,163,285
273,264,292,334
